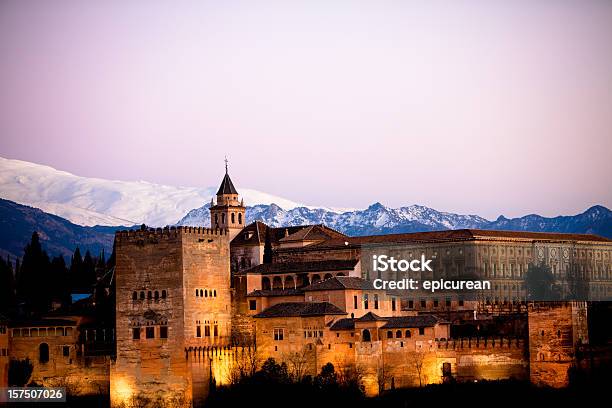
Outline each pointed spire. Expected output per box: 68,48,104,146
216,156,238,195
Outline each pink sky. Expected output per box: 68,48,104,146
1,0,611,219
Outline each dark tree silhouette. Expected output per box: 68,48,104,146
524,262,560,301
17,232,51,314
0,256,16,315
263,228,273,264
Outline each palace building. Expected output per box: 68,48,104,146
1,168,610,407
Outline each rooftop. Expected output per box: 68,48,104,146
303,276,375,291
253,302,347,318
246,288,304,297
293,229,611,251
244,259,359,275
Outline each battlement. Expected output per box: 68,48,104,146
115,226,230,242
435,337,525,350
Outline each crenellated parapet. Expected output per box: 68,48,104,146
435,337,525,350
115,226,231,243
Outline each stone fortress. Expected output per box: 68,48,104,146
1,168,611,406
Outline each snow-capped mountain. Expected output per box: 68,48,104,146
179,202,490,234
2,156,611,239
0,156,310,226
178,202,612,238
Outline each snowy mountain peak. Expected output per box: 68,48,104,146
0,156,308,226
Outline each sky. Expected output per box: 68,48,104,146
0,0,611,219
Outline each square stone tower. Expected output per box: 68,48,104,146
528,301,589,387
110,226,231,407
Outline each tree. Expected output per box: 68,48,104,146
69,247,83,291
259,358,290,383
82,250,96,290
8,358,33,386
49,255,70,307
17,232,51,313
0,256,16,315
315,362,338,389
284,347,311,382
406,351,426,387
263,228,273,264
524,262,560,300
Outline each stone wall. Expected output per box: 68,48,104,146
111,227,232,407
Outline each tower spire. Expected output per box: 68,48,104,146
224,156,228,174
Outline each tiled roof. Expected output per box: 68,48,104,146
245,259,359,275
303,276,374,291
356,312,386,322
230,221,311,246
280,225,347,242
253,302,347,318
246,288,304,297
294,229,610,250
330,318,355,331
380,315,444,329
216,172,238,195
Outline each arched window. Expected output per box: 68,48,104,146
221,213,225,224
262,277,271,290
405,330,411,338
154,291,159,300
272,276,283,290
147,291,152,300
312,274,321,283
39,343,49,363
324,273,333,280
238,213,242,224
205,290,208,298
231,213,235,223
362,329,371,342
132,292,137,301
196,289,199,297
387,330,393,339
140,291,145,300
213,290,217,297
200,289,204,297
396,330,402,338
214,214,218,225
285,276,295,289
161,290,167,299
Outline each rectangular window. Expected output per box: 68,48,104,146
419,327,425,336
353,295,358,309
62,345,70,357
364,294,369,310
132,328,140,340
160,326,168,339
420,300,426,308
205,325,211,337
433,299,439,308
273,328,284,341
408,300,414,309
213,324,218,337
249,300,257,310
374,294,379,310
196,325,201,338
391,298,396,311
0,326,5,334
446,298,451,307
146,327,154,339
